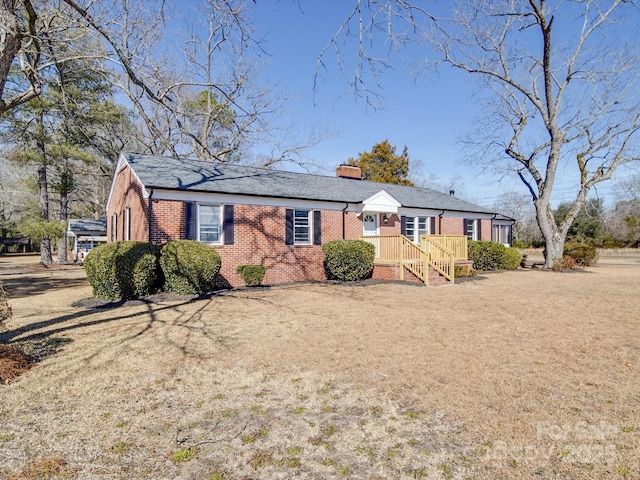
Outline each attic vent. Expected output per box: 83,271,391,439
336,164,362,180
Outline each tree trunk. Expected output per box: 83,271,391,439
40,237,53,265
535,199,570,269
37,164,53,265
57,191,68,263
543,232,565,269
0,0,22,108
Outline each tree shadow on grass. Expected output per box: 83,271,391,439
1,272,89,299
0,294,219,346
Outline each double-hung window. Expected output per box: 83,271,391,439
199,204,222,244
186,202,233,245
403,216,431,243
492,224,511,245
293,209,311,244
465,219,478,241
286,209,320,245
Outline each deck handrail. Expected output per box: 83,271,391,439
421,235,468,261
420,237,455,283
362,235,459,285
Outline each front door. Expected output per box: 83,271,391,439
363,213,379,236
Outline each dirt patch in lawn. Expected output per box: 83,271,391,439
0,255,638,479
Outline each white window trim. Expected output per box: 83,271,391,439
197,203,223,245
293,209,312,245
124,207,131,241
111,213,118,242
405,216,431,243
493,223,511,245
466,219,477,241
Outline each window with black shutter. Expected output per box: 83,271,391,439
223,205,234,245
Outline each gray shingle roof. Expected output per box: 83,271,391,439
68,218,107,234
124,153,498,215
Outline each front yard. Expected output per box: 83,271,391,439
0,255,638,479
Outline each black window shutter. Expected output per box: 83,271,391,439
223,205,234,245
477,219,482,240
463,219,469,236
430,216,436,234
313,210,322,245
185,202,197,240
285,209,294,245
400,216,407,236
508,225,513,245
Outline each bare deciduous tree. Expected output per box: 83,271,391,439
493,191,540,245
323,0,640,267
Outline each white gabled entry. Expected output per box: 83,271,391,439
360,190,401,214
359,190,402,238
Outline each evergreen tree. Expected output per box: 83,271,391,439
347,140,414,186
1,48,127,263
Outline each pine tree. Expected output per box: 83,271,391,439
347,140,414,186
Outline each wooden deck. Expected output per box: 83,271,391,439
361,235,469,285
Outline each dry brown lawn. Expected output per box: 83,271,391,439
0,253,638,479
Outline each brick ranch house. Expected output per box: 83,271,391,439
106,152,514,287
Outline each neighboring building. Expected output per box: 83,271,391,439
67,218,107,263
106,152,513,287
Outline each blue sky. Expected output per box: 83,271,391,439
235,1,631,208
248,2,509,205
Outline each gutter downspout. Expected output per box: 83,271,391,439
491,213,497,243
438,210,445,235
342,203,349,239
147,189,154,244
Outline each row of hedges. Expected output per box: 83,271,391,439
84,240,222,300
85,239,377,300
470,240,598,271
93,237,587,300
468,240,522,271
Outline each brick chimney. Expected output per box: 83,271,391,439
336,164,362,180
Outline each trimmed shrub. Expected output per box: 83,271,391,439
322,240,375,281
84,241,159,300
454,265,476,278
159,240,221,295
468,241,522,271
236,264,266,286
501,247,522,270
467,240,506,271
563,242,598,266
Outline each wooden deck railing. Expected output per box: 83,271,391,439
362,235,458,285
420,237,455,283
421,235,468,261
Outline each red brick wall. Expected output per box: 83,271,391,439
216,205,326,286
479,219,490,241
150,200,185,244
372,263,422,284
439,217,491,241
108,165,493,287
107,165,149,242
440,216,464,236
379,213,401,235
